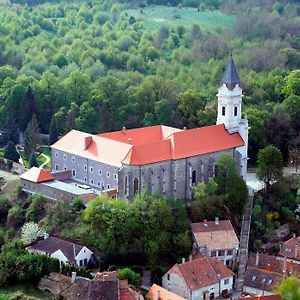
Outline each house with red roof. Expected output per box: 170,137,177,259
49,58,248,200
191,218,239,266
162,256,235,300
243,252,300,296
278,235,300,264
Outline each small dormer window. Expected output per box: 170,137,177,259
234,106,238,116
222,106,226,116
252,275,256,281
268,279,273,285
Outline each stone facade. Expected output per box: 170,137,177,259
118,149,235,200
52,149,119,191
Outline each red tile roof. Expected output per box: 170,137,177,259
52,124,244,167
279,236,300,261
146,284,185,300
166,257,234,291
248,252,300,275
20,167,54,183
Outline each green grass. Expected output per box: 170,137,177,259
0,284,49,300
123,6,236,31
18,146,51,169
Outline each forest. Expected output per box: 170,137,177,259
0,0,299,165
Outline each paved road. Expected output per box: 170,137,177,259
39,153,50,169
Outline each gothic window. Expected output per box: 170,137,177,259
72,169,76,176
234,106,238,116
133,177,139,195
192,170,197,184
124,176,128,196
222,106,226,116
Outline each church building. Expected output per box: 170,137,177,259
50,58,248,200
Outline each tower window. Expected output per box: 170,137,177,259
222,106,226,116
234,106,238,116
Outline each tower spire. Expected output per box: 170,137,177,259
221,57,240,90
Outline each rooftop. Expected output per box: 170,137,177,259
191,219,239,251
20,167,54,183
51,124,244,167
61,278,119,300
166,257,234,291
221,57,240,90
243,266,283,292
278,236,300,261
27,235,92,264
146,284,185,300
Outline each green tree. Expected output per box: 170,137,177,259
48,115,59,146
257,145,284,191
117,268,141,286
283,70,300,96
29,152,39,168
20,86,37,132
215,154,238,195
24,115,40,159
4,141,20,163
274,276,300,300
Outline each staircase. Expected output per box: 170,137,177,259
236,195,254,291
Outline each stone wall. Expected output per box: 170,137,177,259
118,149,234,201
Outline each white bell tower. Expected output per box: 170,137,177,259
216,57,248,178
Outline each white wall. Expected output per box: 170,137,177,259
243,285,273,296
75,246,93,266
163,271,234,300
51,249,69,265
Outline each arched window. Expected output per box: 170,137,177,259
192,170,197,184
133,177,139,195
124,176,128,196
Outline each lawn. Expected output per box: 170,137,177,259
123,6,236,31
18,146,51,169
0,284,49,299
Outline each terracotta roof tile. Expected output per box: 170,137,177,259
20,167,54,183
61,278,119,300
146,284,185,300
243,267,283,292
52,124,244,167
167,257,234,291
248,252,300,275
278,236,300,261
191,220,239,251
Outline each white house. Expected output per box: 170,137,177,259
26,234,94,267
162,257,234,300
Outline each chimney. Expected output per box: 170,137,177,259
293,233,296,238
43,233,49,240
122,126,126,131
295,245,298,259
204,219,208,227
215,217,219,225
189,254,192,261
283,256,287,273
182,257,185,264
255,252,259,266
183,126,187,130
71,271,77,283
84,136,92,150
157,290,160,299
